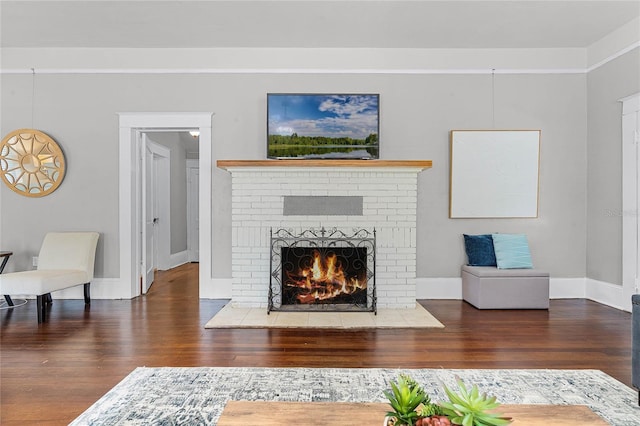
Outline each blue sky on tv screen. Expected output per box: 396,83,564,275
268,94,379,140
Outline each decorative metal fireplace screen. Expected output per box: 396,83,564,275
269,228,376,313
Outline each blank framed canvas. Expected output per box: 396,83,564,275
449,130,540,218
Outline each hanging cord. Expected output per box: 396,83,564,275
0,299,28,310
31,67,36,129
491,68,496,129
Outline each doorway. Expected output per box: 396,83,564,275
118,113,213,300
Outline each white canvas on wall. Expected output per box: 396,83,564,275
450,130,540,218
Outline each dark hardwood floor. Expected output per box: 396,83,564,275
0,263,633,425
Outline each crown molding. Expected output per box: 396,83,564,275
0,43,636,75
0,46,586,75
587,16,640,68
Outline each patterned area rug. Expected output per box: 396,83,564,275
71,367,639,425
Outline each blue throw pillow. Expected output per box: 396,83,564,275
492,233,534,269
463,234,497,266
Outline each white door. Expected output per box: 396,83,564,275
141,135,171,294
142,135,158,293
187,162,200,262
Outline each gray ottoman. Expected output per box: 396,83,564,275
462,265,549,309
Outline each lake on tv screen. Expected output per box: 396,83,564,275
268,145,379,159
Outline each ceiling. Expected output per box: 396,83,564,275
1,1,639,49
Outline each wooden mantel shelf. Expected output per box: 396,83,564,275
217,159,432,169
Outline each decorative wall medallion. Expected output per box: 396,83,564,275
0,129,66,197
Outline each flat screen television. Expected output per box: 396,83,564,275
267,93,379,159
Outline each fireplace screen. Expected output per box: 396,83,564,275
269,228,376,313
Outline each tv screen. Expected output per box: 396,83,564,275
267,93,379,159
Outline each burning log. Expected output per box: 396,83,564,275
284,249,366,304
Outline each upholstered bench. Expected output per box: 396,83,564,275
461,265,549,309
0,232,99,323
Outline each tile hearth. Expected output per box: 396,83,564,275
204,303,444,329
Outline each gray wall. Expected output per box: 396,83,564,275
145,131,189,255
0,67,616,284
587,49,640,285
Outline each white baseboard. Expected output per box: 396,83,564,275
416,276,626,311
549,277,586,299
25,275,629,313
168,251,189,269
33,277,232,300
46,278,130,300
200,278,232,299
416,277,462,299
585,278,627,312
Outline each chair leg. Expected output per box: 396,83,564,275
36,295,46,323
83,283,90,305
4,295,14,306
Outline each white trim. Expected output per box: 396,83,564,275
620,93,640,313
0,41,636,76
49,278,128,300
169,251,189,270
548,278,586,299
588,17,640,70
186,159,199,263
201,278,232,299
418,277,587,300
620,92,640,115
119,112,214,300
0,46,588,74
587,41,640,73
0,67,588,75
416,276,629,311
416,277,462,300
585,278,627,312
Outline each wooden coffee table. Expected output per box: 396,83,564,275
217,401,608,425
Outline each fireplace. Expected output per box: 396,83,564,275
269,228,376,313
219,160,431,309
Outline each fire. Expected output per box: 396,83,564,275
285,250,366,304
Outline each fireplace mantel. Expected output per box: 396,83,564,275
217,159,432,169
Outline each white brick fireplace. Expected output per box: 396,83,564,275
218,160,431,309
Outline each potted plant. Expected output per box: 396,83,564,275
383,374,450,426
383,375,512,426
439,378,512,426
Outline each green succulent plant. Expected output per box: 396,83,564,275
418,401,444,418
439,378,512,426
384,374,428,425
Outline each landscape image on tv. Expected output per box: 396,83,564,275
267,94,379,159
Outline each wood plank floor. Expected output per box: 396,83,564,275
0,263,633,425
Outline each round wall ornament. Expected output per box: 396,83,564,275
0,129,66,197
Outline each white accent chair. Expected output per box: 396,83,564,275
0,232,99,323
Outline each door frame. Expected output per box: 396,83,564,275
186,159,199,263
621,93,640,311
118,113,213,299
